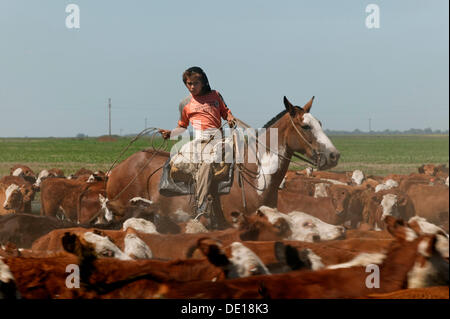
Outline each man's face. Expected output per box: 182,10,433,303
185,74,204,96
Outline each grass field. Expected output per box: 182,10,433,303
0,135,448,177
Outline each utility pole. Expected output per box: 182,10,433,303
145,117,147,129
369,118,372,133
108,98,111,136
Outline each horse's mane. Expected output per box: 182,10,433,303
262,107,302,128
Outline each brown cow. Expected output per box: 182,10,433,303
0,176,36,214
34,168,65,189
360,189,415,230
155,217,449,299
406,183,449,228
0,183,23,215
9,165,37,184
40,177,91,222
31,213,292,259
277,187,351,225
77,181,108,224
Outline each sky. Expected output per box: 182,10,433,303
0,0,448,137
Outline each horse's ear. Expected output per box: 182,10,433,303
283,96,296,117
302,96,315,113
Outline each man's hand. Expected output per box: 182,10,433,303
158,129,171,140
227,113,236,128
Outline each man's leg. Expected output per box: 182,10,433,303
195,162,213,215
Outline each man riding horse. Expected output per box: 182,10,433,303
159,67,236,229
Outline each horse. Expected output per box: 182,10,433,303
105,96,340,227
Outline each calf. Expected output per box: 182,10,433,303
0,176,36,214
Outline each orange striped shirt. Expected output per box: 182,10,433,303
178,90,231,130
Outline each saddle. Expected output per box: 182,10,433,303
158,137,235,197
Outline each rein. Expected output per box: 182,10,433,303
83,128,169,225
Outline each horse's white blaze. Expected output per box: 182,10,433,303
123,218,158,234
228,242,270,278
3,184,20,208
12,168,23,177
302,113,337,154
446,177,449,187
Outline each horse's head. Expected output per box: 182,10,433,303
282,96,340,170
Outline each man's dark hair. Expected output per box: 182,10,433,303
182,66,212,94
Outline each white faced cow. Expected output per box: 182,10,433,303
256,206,346,242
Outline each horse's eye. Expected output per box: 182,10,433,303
301,125,311,130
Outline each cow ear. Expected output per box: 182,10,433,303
302,96,315,113
197,238,230,267
283,96,296,117
386,216,418,241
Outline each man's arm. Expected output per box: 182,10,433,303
217,92,235,127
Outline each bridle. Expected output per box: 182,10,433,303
287,114,323,168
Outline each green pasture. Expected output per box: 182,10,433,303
0,135,448,177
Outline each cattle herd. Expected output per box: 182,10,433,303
0,163,448,299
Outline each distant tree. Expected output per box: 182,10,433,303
76,133,87,139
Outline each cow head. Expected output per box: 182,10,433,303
328,186,351,217
3,184,23,211
384,216,449,288
288,211,346,241
11,166,37,184
238,211,292,241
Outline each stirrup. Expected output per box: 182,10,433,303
193,211,206,221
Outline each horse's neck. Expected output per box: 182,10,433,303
241,125,292,207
